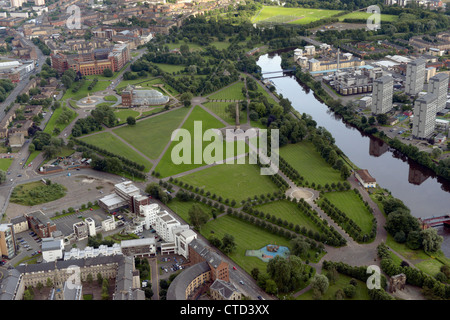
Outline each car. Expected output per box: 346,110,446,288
239,280,244,285
233,266,237,270
257,296,264,300
17,174,22,177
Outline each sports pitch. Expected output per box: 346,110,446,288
252,6,343,25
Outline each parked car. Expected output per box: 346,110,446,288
233,266,237,270
239,280,244,285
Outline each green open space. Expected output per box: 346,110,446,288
80,131,152,171
139,106,165,118
0,158,13,171
200,214,292,274
253,6,343,25
202,101,246,126
207,81,247,101
62,80,111,101
297,272,370,300
153,105,233,177
338,12,399,22
153,63,186,74
178,160,280,205
10,181,67,206
167,199,214,224
253,200,324,234
321,191,374,235
43,107,77,136
280,141,344,186
113,106,189,160
114,109,141,124
104,95,118,102
25,151,41,166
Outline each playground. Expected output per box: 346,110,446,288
245,244,290,262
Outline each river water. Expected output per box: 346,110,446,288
257,53,450,256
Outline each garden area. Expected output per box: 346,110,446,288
10,181,67,206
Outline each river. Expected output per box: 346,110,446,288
256,53,450,256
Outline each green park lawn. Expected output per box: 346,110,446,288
80,131,152,171
113,106,189,160
25,151,41,166
153,63,186,74
153,105,231,177
202,101,247,126
280,141,344,186
253,200,324,235
253,6,342,25
297,272,370,300
139,106,165,118
338,12,399,22
43,107,77,136
322,190,375,235
167,199,215,224
200,214,292,274
207,81,247,101
104,95,118,102
62,80,110,101
114,109,141,124
0,158,13,171
178,160,280,205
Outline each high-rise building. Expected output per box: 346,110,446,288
0,224,16,259
428,73,449,112
412,93,437,139
405,58,426,96
371,75,393,114
34,0,45,5
10,0,25,7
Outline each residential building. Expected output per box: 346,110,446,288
210,279,241,300
355,169,377,188
85,217,96,237
405,58,426,96
120,238,157,257
64,243,122,260
0,224,16,259
102,215,116,232
73,221,88,240
371,75,393,114
428,73,449,112
412,93,438,139
41,237,64,263
10,216,28,234
25,211,57,238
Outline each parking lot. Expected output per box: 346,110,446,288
51,207,113,236
157,254,186,280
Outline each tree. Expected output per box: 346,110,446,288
431,148,442,160
0,170,6,184
251,268,260,280
188,204,209,230
376,113,388,125
310,274,329,296
221,233,236,254
126,116,136,125
421,228,443,253
290,237,310,257
103,68,113,77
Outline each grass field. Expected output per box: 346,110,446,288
80,132,152,171
253,6,342,25
253,200,324,234
200,214,292,274
43,107,77,136
139,106,165,118
338,12,399,22
62,80,110,101
207,81,247,101
25,151,41,166
280,141,344,186
153,63,186,74
297,272,370,300
202,101,247,126
0,158,13,171
114,109,140,124
113,107,189,160
167,199,214,225
322,191,374,235
104,95,118,102
10,181,67,206
153,105,229,177
178,160,280,204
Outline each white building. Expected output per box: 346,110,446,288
139,203,160,230
304,45,315,56
429,73,449,112
174,229,197,259
85,217,96,237
102,215,116,232
405,58,426,96
41,238,64,263
412,93,438,139
372,75,393,114
64,243,122,260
